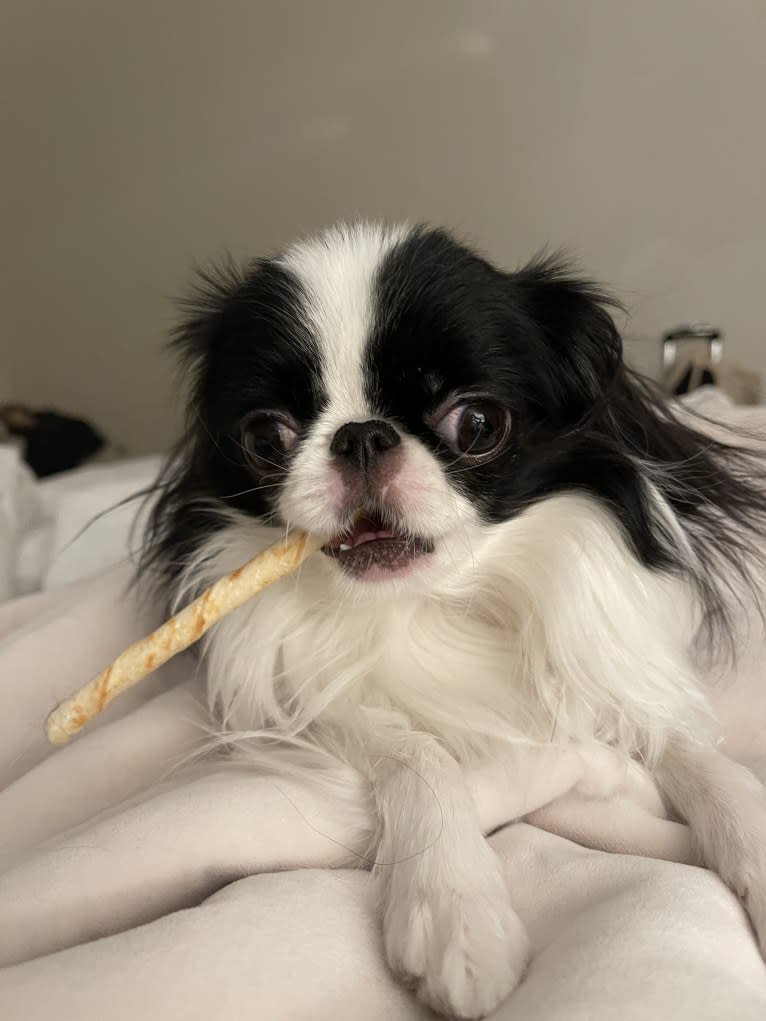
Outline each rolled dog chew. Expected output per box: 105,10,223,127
46,530,323,745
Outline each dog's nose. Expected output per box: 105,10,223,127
330,420,401,471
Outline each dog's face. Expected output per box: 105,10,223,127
171,223,626,591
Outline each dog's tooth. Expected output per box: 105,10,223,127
339,543,351,551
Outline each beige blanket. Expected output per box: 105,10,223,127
1,390,765,1020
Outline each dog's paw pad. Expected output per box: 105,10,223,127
385,883,528,1019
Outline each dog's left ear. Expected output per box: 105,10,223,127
507,254,624,422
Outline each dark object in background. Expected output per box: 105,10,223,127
0,404,105,477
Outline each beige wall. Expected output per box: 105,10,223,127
2,0,765,454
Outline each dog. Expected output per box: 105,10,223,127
141,222,766,1019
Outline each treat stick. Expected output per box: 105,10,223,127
46,530,323,745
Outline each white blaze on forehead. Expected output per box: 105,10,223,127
279,221,410,424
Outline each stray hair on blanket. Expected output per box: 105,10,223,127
45,530,323,745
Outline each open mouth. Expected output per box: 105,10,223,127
323,511,434,578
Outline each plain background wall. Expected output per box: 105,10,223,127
2,0,765,454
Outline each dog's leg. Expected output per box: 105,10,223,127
656,736,766,954
370,737,529,1019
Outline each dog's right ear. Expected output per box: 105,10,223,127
172,257,250,382
172,257,313,417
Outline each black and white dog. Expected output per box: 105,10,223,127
143,222,766,1019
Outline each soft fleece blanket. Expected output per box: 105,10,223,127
1,392,766,1020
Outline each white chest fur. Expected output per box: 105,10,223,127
187,493,714,768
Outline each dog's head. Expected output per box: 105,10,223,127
159,222,642,593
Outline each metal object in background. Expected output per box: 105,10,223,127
662,322,723,370
661,323,761,404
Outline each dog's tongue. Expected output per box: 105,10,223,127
331,512,397,551
347,513,397,548
323,511,434,576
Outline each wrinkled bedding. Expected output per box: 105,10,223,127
1,389,765,1020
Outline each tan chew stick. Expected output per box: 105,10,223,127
46,530,323,745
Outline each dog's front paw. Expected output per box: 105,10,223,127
690,762,766,958
718,810,766,957
383,863,529,1019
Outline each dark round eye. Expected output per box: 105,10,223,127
435,400,511,458
240,411,299,469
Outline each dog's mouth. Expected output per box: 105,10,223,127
322,511,434,579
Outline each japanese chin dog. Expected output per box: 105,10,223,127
141,222,766,1019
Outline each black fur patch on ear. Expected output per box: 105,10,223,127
172,258,320,426
507,254,766,649
506,252,626,424
172,257,250,369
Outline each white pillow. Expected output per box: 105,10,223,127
41,455,163,590
13,455,163,594
0,445,43,600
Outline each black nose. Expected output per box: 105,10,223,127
330,420,401,471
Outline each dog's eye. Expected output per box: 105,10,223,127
435,400,510,458
240,411,298,469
